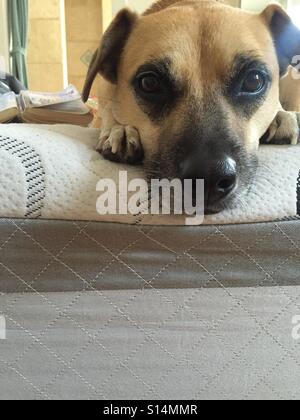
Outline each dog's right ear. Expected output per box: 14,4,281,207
82,9,138,102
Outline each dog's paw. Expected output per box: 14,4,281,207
262,111,300,145
96,125,144,165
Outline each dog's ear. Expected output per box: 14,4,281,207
262,4,300,76
82,9,138,102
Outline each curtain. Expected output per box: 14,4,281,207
8,0,29,88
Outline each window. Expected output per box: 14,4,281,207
241,1,287,12
113,0,152,15
288,0,300,27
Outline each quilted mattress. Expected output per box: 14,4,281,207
0,124,299,225
0,218,300,400
0,124,300,400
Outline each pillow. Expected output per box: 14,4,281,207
0,124,299,226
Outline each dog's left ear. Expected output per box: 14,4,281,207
82,9,138,102
262,4,300,76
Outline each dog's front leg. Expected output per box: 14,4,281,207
262,110,300,145
96,103,144,165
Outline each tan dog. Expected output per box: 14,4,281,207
83,0,300,213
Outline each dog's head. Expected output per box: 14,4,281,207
83,0,300,213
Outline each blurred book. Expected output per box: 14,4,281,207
0,85,93,126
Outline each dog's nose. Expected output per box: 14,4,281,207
180,155,237,204
212,158,237,199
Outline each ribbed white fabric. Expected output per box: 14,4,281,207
0,124,299,225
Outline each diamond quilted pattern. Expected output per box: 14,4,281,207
1,319,38,364
0,364,47,400
46,370,99,400
262,358,300,400
104,365,157,400
15,341,68,390
0,232,54,293
154,363,207,400
0,218,300,400
0,220,19,250
18,220,83,255
145,226,217,253
150,253,212,289
121,241,176,282
84,223,146,254
59,235,113,285
0,264,18,294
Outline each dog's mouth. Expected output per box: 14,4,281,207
145,154,258,216
144,171,239,216
204,197,236,215
203,180,240,215
145,130,259,216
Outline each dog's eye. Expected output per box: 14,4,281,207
241,70,266,94
138,72,162,94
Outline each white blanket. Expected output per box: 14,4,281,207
0,124,299,225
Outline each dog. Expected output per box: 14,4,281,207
82,0,300,214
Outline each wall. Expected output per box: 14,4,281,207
112,0,241,14
27,0,111,94
119,0,152,13
27,0,66,91
0,0,9,73
64,0,111,96
111,0,294,13
241,0,286,11
223,0,241,6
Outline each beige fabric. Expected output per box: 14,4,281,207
1,286,300,400
0,219,300,293
0,218,300,400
